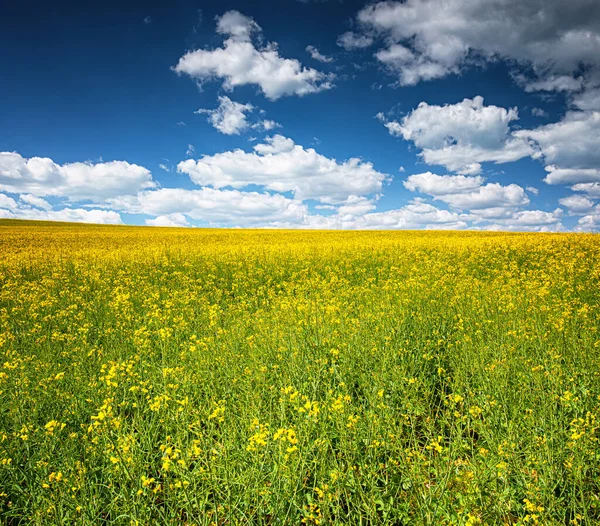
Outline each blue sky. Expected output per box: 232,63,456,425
1,0,600,230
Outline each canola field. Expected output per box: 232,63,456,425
1,219,600,525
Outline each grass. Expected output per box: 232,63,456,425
0,219,599,524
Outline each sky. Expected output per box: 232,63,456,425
1,0,600,231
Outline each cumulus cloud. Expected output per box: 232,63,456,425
515,111,600,174
375,44,455,85
216,10,260,41
543,166,600,185
251,119,282,132
107,187,308,226
354,0,600,90
404,172,529,210
0,152,155,201
519,74,584,93
336,32,373,51
379,96,600,193
173,11,333,100
439,183,529,210
19,194,52,210
575,212,600,231
0,193,123,224
177,135,389,203
531,108,548,118
195,96,254,135
480,209,564,232
335,195,377,217
145,213,190,227
0,194,19,211
558,194,595,214
403,172,484,195
358,200,467,229
379,97,534,173
267,197,466,230
572,183,600,198
572,88,600,111
306,45,333,63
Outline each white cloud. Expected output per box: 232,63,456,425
572,183,600,197
0,194,19,211
404,172,529,210
0,195,122,224
507,210,564,228
279,199,467,230
531,108,548,118
375,44,455,85
558,195,595,213
572,87,600,111
521,75,583,93
357,200,468,230
174,11,333,100
19,194,52,210
177,135,389,203
443,183,529,211
404,172,484,195
337,32,373,51
0,152,155,201
251,119,282,132
146,213,190,227
186,144,196,157
355,0,600,90
390,96,516,149
216,10,260,41
526,186,539,195
107,187,307,226
380,97,534,173
576,212,600,231
543,166,600,185
31,208,123,225
481,210,564,232
335,196,377,216
195,96,254,135
306,45,333,63
515,111,600,173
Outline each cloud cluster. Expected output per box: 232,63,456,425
306,45,333,63
174,11,333,100
351,0,600,92
374,92,600,230
0,152,155,201
0,192,123,224
515,111,600,183
379,96,600,196
337,32,373,51
404,172,529,211
195,96,254,135
299,199,468,230
108,187,308,226
177,134,389,203
379,97,534,174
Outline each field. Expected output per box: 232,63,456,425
0,219,599,525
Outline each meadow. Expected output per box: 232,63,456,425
0,219,599,525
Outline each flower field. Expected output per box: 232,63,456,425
1,219,599,525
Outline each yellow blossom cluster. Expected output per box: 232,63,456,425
0,220,599,524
